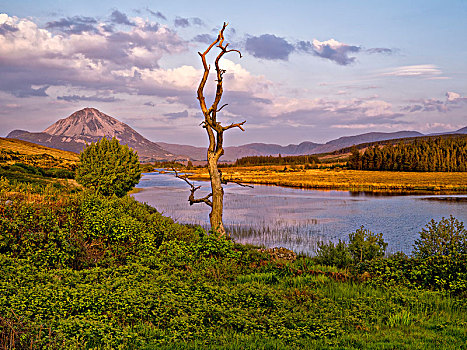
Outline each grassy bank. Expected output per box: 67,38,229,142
1,178,466,349
189,166,467,192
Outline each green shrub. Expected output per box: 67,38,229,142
348,226,387,263
315,227,387,267
315,240,352,268
413,215,467,258
76,137,141,197
0,190,188,268
355,252,467,295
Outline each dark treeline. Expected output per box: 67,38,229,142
349,136,467,172
235,154,320,166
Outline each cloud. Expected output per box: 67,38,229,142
46,16,98,34
245,34,295,60
110,10,134,26
174,17,204,28
57,94,119,102
164,110,189,118
366,47,393,55
146,8,166,21
192,33,216,44
381,64,442,78
12,85,49,98
174,17,189,28
401,105,423,113
446,91,461,102
401,99,446,113
0,13,189,98
0,22,18,35
445,91,467,105
401,91,467,114
191,18,204,26
297,39,360,65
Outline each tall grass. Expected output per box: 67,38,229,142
189,167,467,193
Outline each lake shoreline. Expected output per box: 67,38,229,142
185,167,467,194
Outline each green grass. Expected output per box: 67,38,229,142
0,177,466,349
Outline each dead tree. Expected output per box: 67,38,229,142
179,23,245,236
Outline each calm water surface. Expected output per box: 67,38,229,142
132,172,467,255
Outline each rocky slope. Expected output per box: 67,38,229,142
7,108,176,162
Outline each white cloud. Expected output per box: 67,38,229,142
446,91,461,101
0,13,188,97
381,64,443,78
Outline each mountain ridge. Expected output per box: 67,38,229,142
7,107,467,161
7,108,176,162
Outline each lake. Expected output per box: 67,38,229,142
132,171,467,255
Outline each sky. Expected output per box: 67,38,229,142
0,0,466,147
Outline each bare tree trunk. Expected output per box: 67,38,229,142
178,22,245,236
207,154,225,234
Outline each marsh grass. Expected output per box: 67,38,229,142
227,223,323,256
190,167,467,193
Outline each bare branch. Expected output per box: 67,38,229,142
217,104,228,112
223,120,246,132
225,49,242,58
219,170,254,188
226,179,254,188
173,168,213,207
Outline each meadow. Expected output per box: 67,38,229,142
1,141,466,349
1,174,466,349
190,166,467,193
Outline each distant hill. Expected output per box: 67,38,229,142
313,131,424,154
165,131,424,161
7,108,176,162
6,107,466,161
157,141,322,162
0,137,79,169
0,137,78,161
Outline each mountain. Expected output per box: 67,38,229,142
312,131,424,154
7,108,176,162
158,132,425,161
157,141,322,162
7,107,466,162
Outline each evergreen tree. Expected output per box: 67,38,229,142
348,136,467,172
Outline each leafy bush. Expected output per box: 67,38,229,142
413,215,467,258
348,226,387,262
0,190,190,268
314,240,352,268
315,227,387,267
76,137,141,197
355,252,467,295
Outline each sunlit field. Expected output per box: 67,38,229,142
190,166,467,192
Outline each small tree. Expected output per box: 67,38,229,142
348,226,387,262
413,216,467,258
76,137,141,197
315,227,387,267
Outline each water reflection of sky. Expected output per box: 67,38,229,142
133,172,467,256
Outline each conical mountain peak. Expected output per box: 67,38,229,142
7,107,175,162
43,107,128,138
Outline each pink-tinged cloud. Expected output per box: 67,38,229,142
381,64,444,78
0,13,188,97
401,91,467,113
297,38,361,65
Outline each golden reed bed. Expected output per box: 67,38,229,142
189,166,467,193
